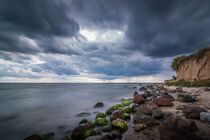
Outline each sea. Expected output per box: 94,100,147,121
0,83,151,140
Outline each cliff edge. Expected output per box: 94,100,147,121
172,47,210,82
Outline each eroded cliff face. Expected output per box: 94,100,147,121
176,50,210,82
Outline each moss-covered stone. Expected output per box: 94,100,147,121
122,100,133,106
111,118,127,131
84,129,93,138
88,121,95,128
79,119,88,124
92,129,101,136
95,113,106,120
95,118,108,126
101,124,112,132
134,124,147,132
123,113,130,119
123,107,132,113
41,132,55,139
106,107,115,115
106,104,124,115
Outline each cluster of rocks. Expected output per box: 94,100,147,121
23,84,210,140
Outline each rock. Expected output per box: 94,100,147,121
61,136,70,140
88,121,95,128
139,86,147,91
200,112,210,122
123,107,132,113
178,93,196,102
176,118,198,132
162,111,176,120
94,102,104,108
159,125,203,140
162,94,175,101
123,113,130,119
71,123,91,140
176,87,183,93
101,124,112,132
95,118,108,126
106,107,115,115
121,100,133,106
84,129,93,138
23,135,43,140
153,97,173,106
142,90,152,99
76,112,91,117
107,131,122,139
136,104,154,115
204,88,210,91
133,94,145,104
110,110,124,121
134,111,159,127
95,113,106,119
79,119,88,124
133,91,138,96
41,132,55,139
111,118,128,131
92,129,101,136
130,103,140,112
134,124,147,132
152,109,162,119
183,105,207,119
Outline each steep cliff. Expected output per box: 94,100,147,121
172,47,210,82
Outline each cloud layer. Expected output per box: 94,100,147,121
0,0,209,82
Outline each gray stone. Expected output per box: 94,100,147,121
200,112,210,122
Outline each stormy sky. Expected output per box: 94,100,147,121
0,0,209,82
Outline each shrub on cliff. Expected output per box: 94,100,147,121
171,46,210,71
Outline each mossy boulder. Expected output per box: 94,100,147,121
92,129,101,136
110,110,124,121
95,113,106,120
95,118,108,126
101,124,112,132
106,104,124,115
123,107,132,113
134,124,147,132
79,119,88,124
84,129,93,138
122,100,133,106
88,121,95,128
71,123,91,140
123,113,130,119
41,132,55,139
111,118,127,131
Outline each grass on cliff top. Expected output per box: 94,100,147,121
171,46,210,71
165,80,210,87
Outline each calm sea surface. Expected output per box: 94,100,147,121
0,83,149,140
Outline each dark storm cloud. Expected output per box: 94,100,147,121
0,0,79,55
72,0,210,57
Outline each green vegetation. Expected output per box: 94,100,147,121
165,80,210,87
171,46,210,71
95,113,106,120
95,118,108,126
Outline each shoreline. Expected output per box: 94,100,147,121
23,84,210,140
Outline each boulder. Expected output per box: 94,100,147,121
79,119,88,124
95,113,106,119
123,113,130,119
159,125,203,140
110,110,124,121
183,105,207,119
123,107,132,113
23,135,43,140
101,124,112,132
76,112,91,117
95,118,108,126
152,109,162,119
162,94,175,101
200,112,210,122
176,118,198,132
153,97,173,106
94,102,104,108
130,103,140,112
178,93,196,102
139,87,147,91
111,118,128,131
134,111,159,127
134,123,147,132
133,94,145,104
136,104,153,115
71,123,91,140
41,132,55,139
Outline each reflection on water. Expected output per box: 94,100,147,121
0,83,147,140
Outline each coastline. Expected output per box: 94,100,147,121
23,84,210,140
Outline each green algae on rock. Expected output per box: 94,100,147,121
111,118,127,131
95,113,106,119
95,118,108,126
